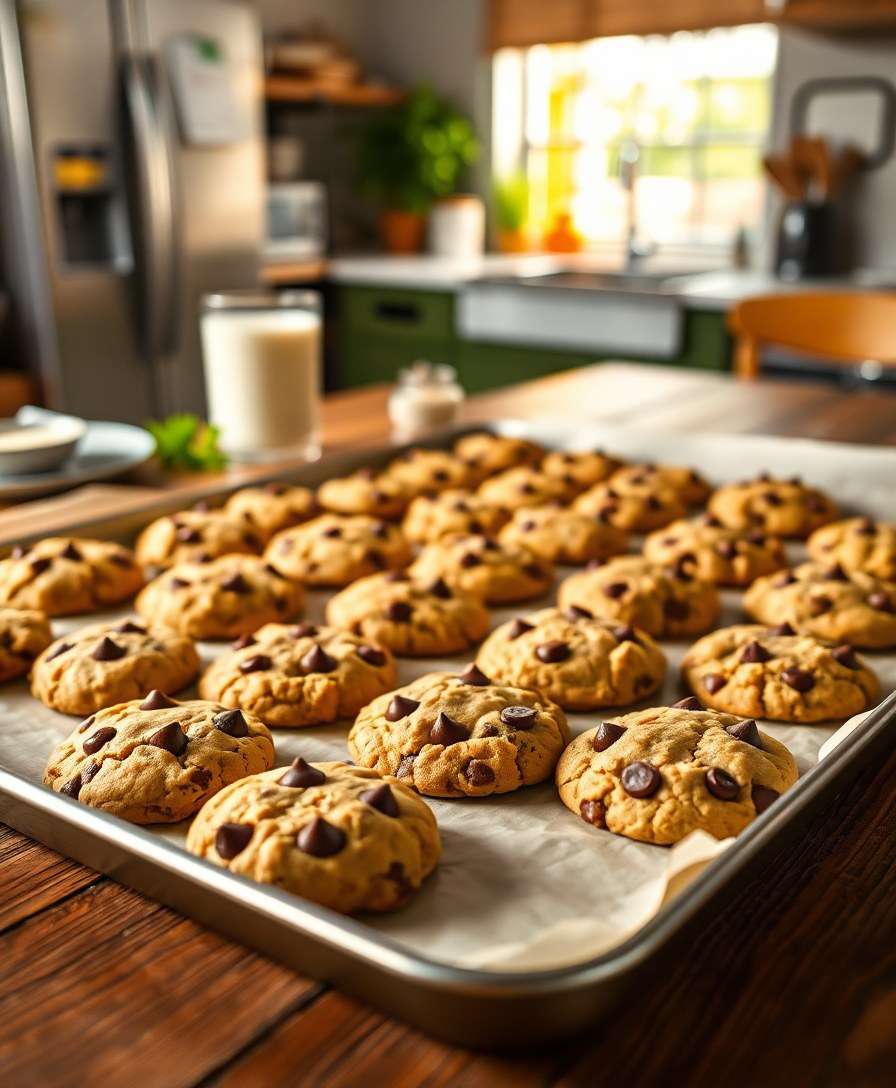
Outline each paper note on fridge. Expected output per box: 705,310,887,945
166,34,249,146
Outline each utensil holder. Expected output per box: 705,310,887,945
775,200,837,281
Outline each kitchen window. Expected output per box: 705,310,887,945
492,24,778,251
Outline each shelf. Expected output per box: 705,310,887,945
264,75,403,107
260,259,329,286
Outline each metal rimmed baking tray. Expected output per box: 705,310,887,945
2,420,895,1050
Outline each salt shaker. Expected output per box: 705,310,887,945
388,361,465,440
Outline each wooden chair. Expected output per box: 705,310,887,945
728,291,896,380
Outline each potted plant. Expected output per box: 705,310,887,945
358,84,479,254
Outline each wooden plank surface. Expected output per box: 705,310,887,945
2,363,896,1087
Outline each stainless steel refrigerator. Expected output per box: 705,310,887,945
0,0,265,421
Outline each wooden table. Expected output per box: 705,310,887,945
2,364,896,1086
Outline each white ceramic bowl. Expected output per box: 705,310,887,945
0,408,87,475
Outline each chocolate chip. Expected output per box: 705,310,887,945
433,468,449,483
239,654,272,673
292,622,319,638
30,557,51,576
740,640,771,664
465,760,495,787
91,636,127,662
296,817,346,857
370,520,390,540
176,526,201,544
782,667,814,692
672,696,702,710
429,711,469,746
77,716,95,734
603,581,627,598
520,482,536,495
191,766,213,789
706,767,739,801
500,705,536,728
704,514,723,527
322,525,342,538
646,496,662,511
621,761,661,798
831,644,858,669
140,690,178,710
81,762,101,785
751,785,780,813
264,563,286,579
825,563,848,582
60,542,82,561
279,757,325,788
810,595,832,616
459,663,490,686
115,621,146,634
60,774,82,799
265,481,287,495
146,721,188,756
384,570,408,583
169,577,189,590
613,625,639,646
663,599,689,620
468,518,484,534
460,552,482,569
520,519,537,532
46,641,73,661
774,572,796,587
221,572,250,594
855,518,876,535
215,823,253,859
214,710,249,737
564,604,593,621
523,563,545,580
396,754,416,778
868,592,895,613
364,549,386,570
83,727,116,755
715,540,737,560
763,491,783,507
300,644,337,674
357,645,387,667
232,634,256,650
535,640,570,663
427,577,452,599
768,622,795,636
580,799,605,827
385,601,412,622
592,721,626,752
386,695,420,721
703,674,726,693
360,783,399,816
727,718,762,749
508,618,533,639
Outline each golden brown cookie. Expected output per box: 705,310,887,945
316,468,412,520
265,514,411,587
225,482,317,542
0,607,52,682
477,466,577,511
611,462,710,506
558,556,720,638
199,622,397,727
136,555,305,641
453,432,544,482
807,517,896,583
384,446,472,496
556,704,798,845
643,514,787,587
681,623,880,722
349,668,569,798
43,693,274,824
136,509,261,570
476,607,666,711
573,477,686,533
0,538,143,616
541,449,624,491
498,504,629,566
402,489,510,544
185,761,441,914
707,473,838,539
409,533,554,604
326,571,490,657
743,562,896,649
31,619,200,715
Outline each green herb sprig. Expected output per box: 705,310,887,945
145,414,228,472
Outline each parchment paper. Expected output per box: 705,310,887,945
2,424,894,973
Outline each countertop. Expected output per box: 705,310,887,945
2,363,896,1085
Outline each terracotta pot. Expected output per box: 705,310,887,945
496,227,532,254
379,209,426,254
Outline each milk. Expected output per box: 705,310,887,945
201,305,321,461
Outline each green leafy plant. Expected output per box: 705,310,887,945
357,84,480,213
145,414,228,472
493,173,529,232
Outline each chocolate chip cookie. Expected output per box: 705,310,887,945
317,469,412,520
611,462,711,506
325,571,490,657
402,489,510,544
807,517,896,583
558,556,720,639
477,466,576,511
384,447,472,496
409,533,554,603
185,761,441,914
476,607,666,710
0,538,144,616
540,449,623,490
348,667,569,797
707,474,838,539
136,555,305,640
643,514,787,587
0,607,52,682
225,482,317,542
136,509,261,570
31,619,200,715
681,623,880,722
43,694,274,824
199,622,397,727
743,562,896,649
265,514,411,587
498,505,630,566
573,478,686,533
556,704,798,845
453,432,544,483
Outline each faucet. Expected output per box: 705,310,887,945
618,139,656,272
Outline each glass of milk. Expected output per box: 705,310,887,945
200,290,321,463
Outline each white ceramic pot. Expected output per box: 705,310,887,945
427,195,485,258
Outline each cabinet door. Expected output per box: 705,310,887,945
780,0,896,28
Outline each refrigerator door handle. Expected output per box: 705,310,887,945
119,52,179,367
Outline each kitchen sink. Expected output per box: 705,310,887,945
477,269,699,294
